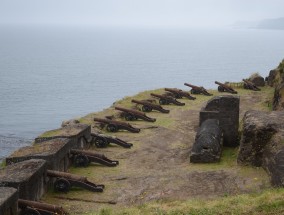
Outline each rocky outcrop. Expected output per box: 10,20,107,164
249,73,265,87
267,59,284,111
237,110,284,186
61,119,80,127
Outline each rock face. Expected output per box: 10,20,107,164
61,119,80,127
249,73,265,87
190,119,223,163
267,59,284,111
237,110,284,186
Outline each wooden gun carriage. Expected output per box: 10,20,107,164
93,117,140,133
215,81,238,94
115,106,156,122
70,149,119,167
164,88,196,100
47,170,104,193
150,93,185,106
184,83,212,96
131,99,170,113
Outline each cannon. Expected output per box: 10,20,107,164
184,83,212,96
243,79,261,91
93,117,140,133
131,99,170,113
92,133,133,148
115,106,156,122
164,88,196,100
150,93,185,106
47,170,104,193
70,149,119,167
214,81,238,94
18,199,67,215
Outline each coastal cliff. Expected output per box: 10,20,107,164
267,59,284,110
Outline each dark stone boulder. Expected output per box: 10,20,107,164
237,110,284,186
190,119,223,163
249,73,265,87
267,69,280,87
266,60,284,110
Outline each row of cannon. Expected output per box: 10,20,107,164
93,79,259,136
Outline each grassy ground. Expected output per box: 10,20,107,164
42,85,282,215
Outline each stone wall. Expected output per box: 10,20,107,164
0,187,18,215
35,124,91,149
6,138,73,172
0,159,47,201
199,95,240,147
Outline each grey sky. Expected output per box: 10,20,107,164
1,0,284,28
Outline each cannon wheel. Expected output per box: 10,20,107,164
191,89,200,94
142,105,152,112
243,83,248,89
159,98,168,105
107,124,118,132
54,178,70,193
74,154,90,167
94,136,109,148
125,113,135,121
218,86,225,92
175,94,182,99
21,208,41,215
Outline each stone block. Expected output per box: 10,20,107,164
199,95,239,147
0,187,18,215
0,159,47,201
6,138,73,171
190,119,223,163
35,124,91,149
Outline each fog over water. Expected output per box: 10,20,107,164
1,0,284,28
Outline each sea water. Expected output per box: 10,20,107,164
1,26,284,160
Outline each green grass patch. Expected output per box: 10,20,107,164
90,188,284,215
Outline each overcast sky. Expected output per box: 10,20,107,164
1,0,284,28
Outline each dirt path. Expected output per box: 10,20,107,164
43,88,273,214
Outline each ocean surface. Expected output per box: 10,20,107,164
1,26,284,161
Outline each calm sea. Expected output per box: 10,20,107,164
1,26,284,160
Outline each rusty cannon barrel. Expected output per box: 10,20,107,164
18,199,68,215
150,93,185,106
131,99,170,113
115,106,156,122
214,81,238,94
91,133,133,148
70,149,119,167
47,169,87,182
164,88,196,100
184,83,212,96
242,79,261,91
93,117,140,133
47,170,104,192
